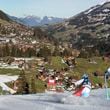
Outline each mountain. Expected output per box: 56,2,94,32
45,1,110,55
0,10,56,57
40,16,64,25
0,11,33,39
9,15,64,27
0,10,52,43
0,10,11,22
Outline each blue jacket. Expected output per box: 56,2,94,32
82,74,90,85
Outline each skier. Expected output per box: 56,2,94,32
73,73,91,97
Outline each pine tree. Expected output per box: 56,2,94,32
30,77,36,94
17,70,29,94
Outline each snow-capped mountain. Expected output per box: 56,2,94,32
99,0,110,5
10,15,64,27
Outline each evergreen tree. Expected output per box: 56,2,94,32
38,46,51,58
62,49,72,57
53,47,61,56
30,78,36,94
17,70,29,94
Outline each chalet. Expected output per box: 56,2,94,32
0,38,9,43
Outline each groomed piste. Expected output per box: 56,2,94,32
0,89,110,110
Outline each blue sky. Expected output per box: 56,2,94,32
0,0,107,18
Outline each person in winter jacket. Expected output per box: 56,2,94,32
74,73,91,97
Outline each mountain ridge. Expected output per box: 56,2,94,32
0,10,11,22
9,15,64,27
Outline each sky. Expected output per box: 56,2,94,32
0,0,109,18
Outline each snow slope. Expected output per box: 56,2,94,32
0,89,110,110
0,75,18,83
0,75,18,94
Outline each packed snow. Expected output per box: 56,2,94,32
0,75,18,83
103,8,110,12
0,75,110,110
0,75,18,94
0,89,110,110
84,5,100,14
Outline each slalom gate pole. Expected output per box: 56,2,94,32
105,75,110,100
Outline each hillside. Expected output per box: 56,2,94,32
0,10,10,22
0,10,55,57
45,1,110,55
0,10,53,42
0,10,33,39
